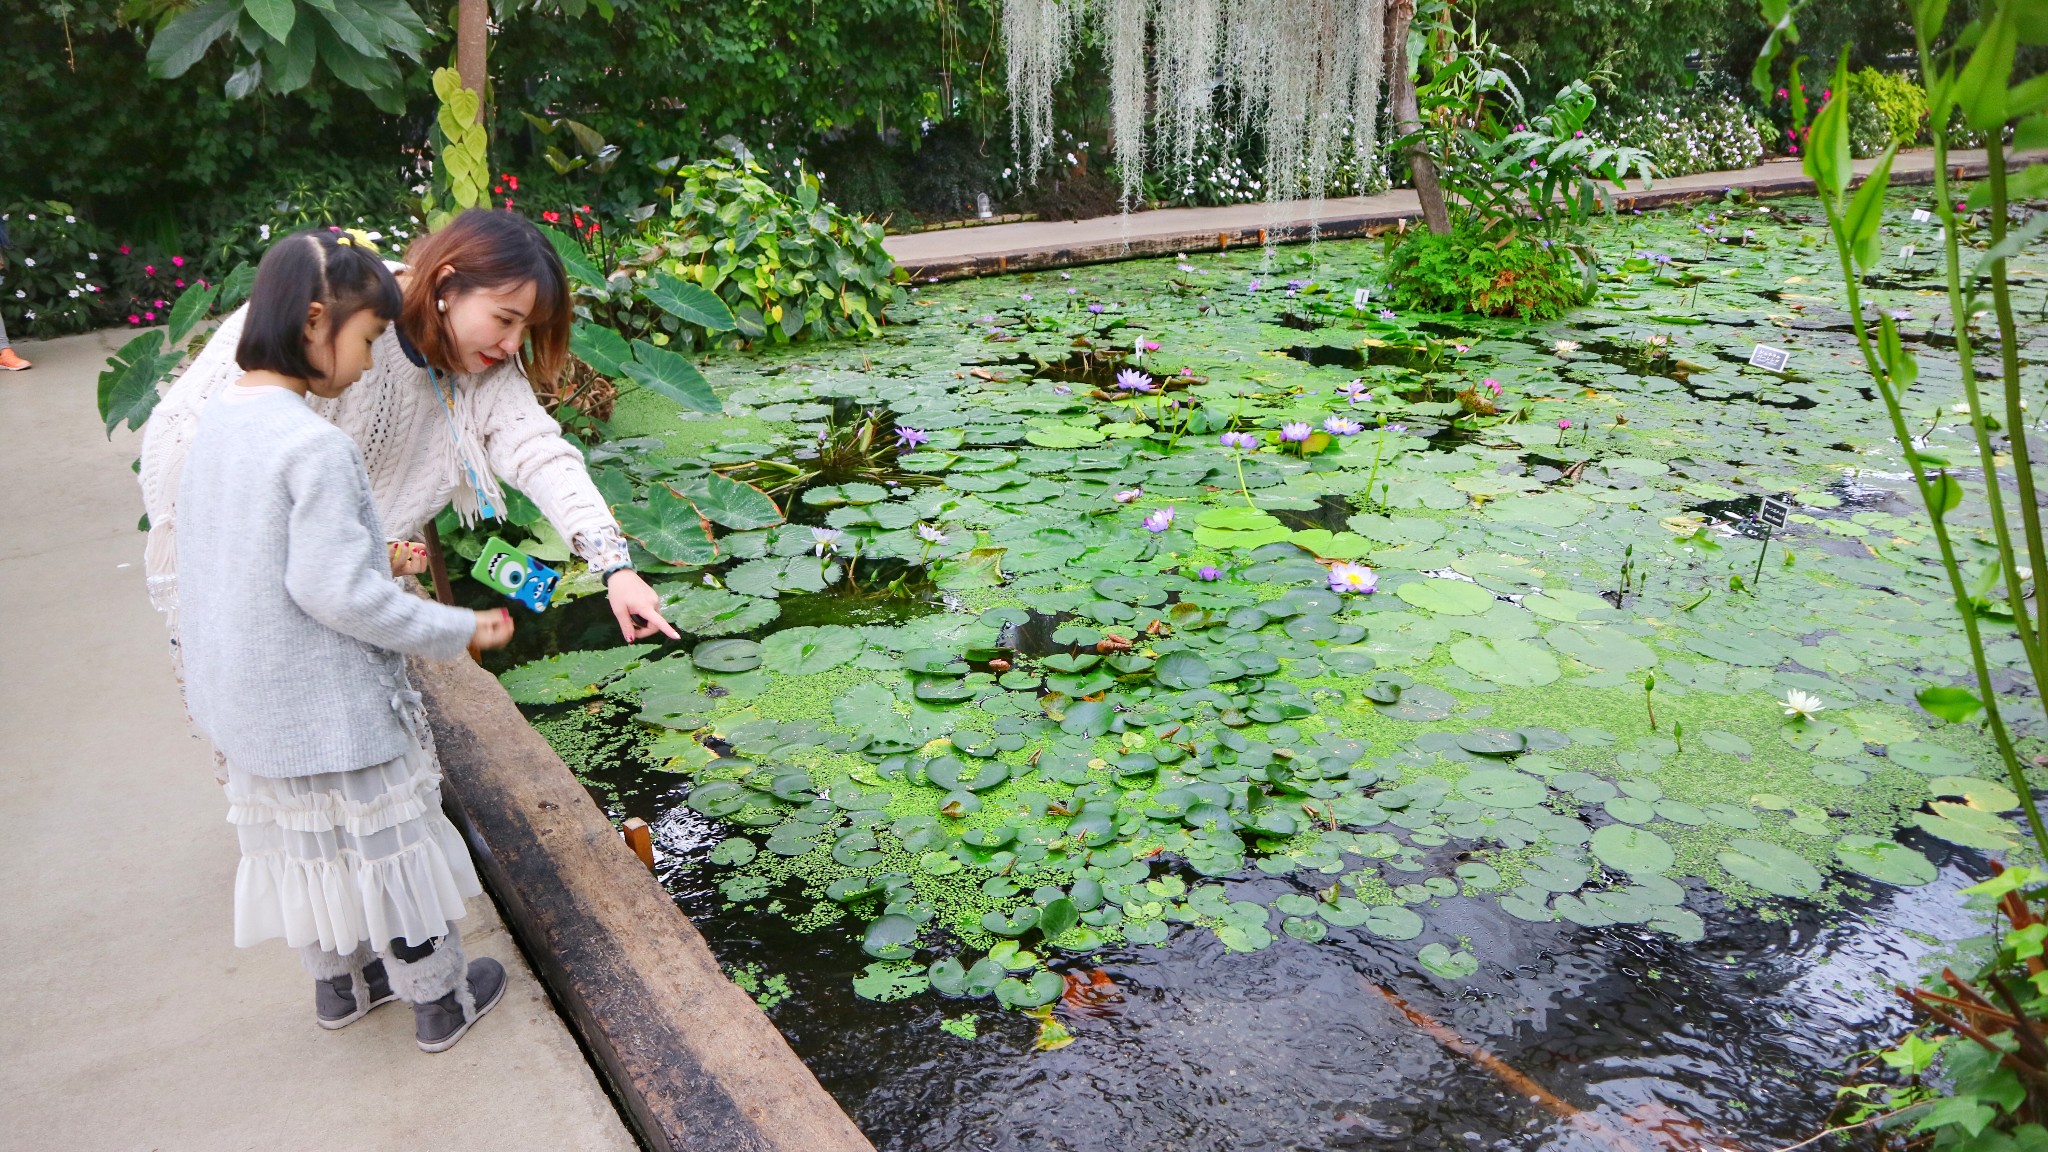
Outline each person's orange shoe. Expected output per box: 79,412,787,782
0,348,30,371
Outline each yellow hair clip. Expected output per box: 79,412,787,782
332,228,380,253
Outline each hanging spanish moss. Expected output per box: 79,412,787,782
1003,0,1091,184
1106,0,1152,212
1003,0,1388,217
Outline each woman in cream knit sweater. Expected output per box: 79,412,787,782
140,210,678,645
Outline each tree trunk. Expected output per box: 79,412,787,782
457,0,488,122
1387,0,1450,234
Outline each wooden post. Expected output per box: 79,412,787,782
622,817,655,871
1388,0,1451,235
457,0,488,122
422,520,457,606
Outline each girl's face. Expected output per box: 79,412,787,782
437,274,538,375
304,306,390,399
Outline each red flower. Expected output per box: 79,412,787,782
542,211,560,223
119,245,131,255
572,214,584,228
506,175,518,190
579,205,591,213
144,265,156,275
504,197,516,210
493,185,504,195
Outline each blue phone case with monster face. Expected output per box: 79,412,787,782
470,537,559,613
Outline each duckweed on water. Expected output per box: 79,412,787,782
499,191,2044,1011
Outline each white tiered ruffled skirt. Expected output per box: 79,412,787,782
225,736,481,953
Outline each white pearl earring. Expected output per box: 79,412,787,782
437,298,447,313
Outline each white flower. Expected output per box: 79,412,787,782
67,289,79,298
88,252,98,261
917,523,947,544
65,215,75,223
811,527,845,556
1778,689,1825,721
22,257,34,267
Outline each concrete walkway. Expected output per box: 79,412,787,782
884,148,1995,280
0,331,637,1152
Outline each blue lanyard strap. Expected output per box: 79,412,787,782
426,365,498,522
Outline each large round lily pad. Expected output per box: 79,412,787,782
1834,835,1937,887
1397,579,1498,616
1372,683,1457,722
1718,839,1824,898
1459,768,1545,807
692,638,764,672
1450,637,1561,687
1589,825,1675,875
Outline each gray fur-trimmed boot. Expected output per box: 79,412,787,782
299,942,399,1029
383,927,508,1053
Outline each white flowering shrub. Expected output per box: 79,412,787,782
1593,91,1767,178
1141,118,1389,209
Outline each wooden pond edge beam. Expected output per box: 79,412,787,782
409,652,876,1152
891,156,2001,285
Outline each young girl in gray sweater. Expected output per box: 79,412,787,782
177,229,518,1053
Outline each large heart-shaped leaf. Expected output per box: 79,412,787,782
761,625,862,675
687,473,783,530
616,484,717,565
623,340,721,412
643,273,739,331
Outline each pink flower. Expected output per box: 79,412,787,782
119,245,131,255
127,314,140,324
1557,418,1573,429
1483,378,1501,397
144,265,155,275
144,311,156,321
171,256,184,268
175,279,185,288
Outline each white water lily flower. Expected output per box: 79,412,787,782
811,526,845,556
1552,339,1580,355
917,523,948,544
1778,689,1825,721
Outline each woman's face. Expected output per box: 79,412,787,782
438,275,538,375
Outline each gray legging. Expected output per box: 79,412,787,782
0,306,10,351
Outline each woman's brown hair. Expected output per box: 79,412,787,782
399,208,571,385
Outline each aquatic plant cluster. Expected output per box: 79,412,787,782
501,191,2037,1020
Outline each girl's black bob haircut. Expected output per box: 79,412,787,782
235,228,403,380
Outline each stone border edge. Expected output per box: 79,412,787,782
410,653,875,1152
895,159,1988,283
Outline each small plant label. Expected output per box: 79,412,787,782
1901,244,1915,260
1911,207,1934,223
1749,344,1791,372
1758,493,1793,529
1352,287,1371,309
976,193,993,219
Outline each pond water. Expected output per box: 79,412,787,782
478,191,2045,1149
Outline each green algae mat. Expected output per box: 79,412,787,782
497,191,2042,1013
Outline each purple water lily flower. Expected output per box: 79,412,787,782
1248,278,1262,292
1115,368,1157,393
1327,562,1378,595
1112,487,1143,504
1219,431,1259,451
1052,383,1073,396
1197,566,1223,581
1385,423,1408,434
1557,418,1573,430
1143,506,1176,533
1322,415,1363,436
1020,293,1033,301
1280,422,1313,443
1339,378,1370,405
895,425,929,449
1088,303,1105,314
1378,308,1397,321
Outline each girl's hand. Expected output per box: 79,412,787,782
389,540,429,577
605,569,681,643
470,608,515,651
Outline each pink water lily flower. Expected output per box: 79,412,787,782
1197,566,1223,581
1143,506,1176,533
1112,487,1144,503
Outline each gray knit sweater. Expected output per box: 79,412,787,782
177,386,478,777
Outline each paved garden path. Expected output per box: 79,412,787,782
884,148,1993,281
0,331,638,1152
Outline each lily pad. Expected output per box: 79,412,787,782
1397,579,1498,616
1449,637,1561,688
1717,839,1824,898
1834,835,1937,887
1416,942,1480,980
693,638,765,673
1588,825,1676,875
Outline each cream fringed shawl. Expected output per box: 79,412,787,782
138,303,623,623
